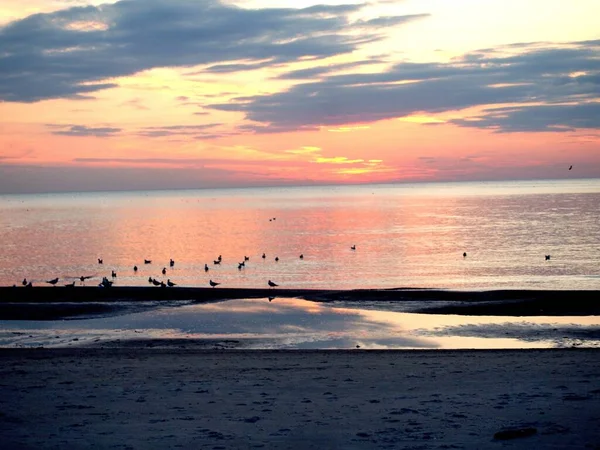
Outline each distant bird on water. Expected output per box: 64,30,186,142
167,279,176,287
213,260,221,265
46,277,59,286
22,278,27,286
144,259,152,264
268,280,278,288
545,255,551,260
351,245,356,250
209,279,220,288
169,259,175,267
133,265,138,272
463,252,467,258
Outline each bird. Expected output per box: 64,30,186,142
100,277,113,288
22,278,27,286
148,276,154,284
167,279,176,287
262,253,266,259
65,282,75,288
204,264,209,272
356,345,361,349
111,270,117,278
209,280,220,288
569,165,573,170
46,277,59,286
144,259,152,264
275,256,279,262
350,245,356,250
79,275,92,284
213,260,221,265
463,252,467,258
299,254,304,259
268,280,278,288
133,265,138,272
217,255,222,262
268,296,275,302
152,279,161,286
244,256,250,261
160,281,166,288
25,281,33,288
162,267,166,275
238,262,244,270
98,258,103,264
545,255,551,260
169,258,175,267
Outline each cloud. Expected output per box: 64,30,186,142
209,41,600,133
0,0,417,102
49,124,122,136
138,124,222,137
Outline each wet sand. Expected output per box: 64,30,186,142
0,348,599,449
1,286,599,320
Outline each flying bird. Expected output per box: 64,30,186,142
545,255,551,260
244,256,250,261
569,165,573,170
98,258,103,264
46,277,59,286
268,280,278,288
209,280,220,288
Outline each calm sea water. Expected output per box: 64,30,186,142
1,179,599,290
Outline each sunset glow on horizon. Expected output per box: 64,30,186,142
0,0,599,193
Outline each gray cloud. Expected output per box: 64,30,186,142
210,41,600,133
138,123,222,137
0,0,415,102
51,125,122,136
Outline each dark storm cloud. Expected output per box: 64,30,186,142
0,0,413,102
50,125,122,136
210,41,600,133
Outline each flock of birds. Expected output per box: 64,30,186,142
16,243,556,290
17,249,320,290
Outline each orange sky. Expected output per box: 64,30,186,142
0,0,599,193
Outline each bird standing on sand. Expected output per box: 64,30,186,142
65,282,75,288
25,281,33,288
299,254,304,259
22,278,27,286
268,280,278,288
463,252,467,258
144,259,151,264
134,265,138,272
209,280,220,288
111,270,117,278
262,253,266,259
167,279,176,287
545,255,551,260
275,256,279,262
204,264,209,272
98,258,103,264
351,245,356,250
214,259,221,265
170,259,175,267
244,256,250,261
152,279,161,286
46,277,59,286
162,267,166,275
268,296,275,302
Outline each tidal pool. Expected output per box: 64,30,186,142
1,298,599,349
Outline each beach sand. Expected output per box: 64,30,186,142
1,348,599,449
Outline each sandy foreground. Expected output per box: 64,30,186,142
0,348,599,449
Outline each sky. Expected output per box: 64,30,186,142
0,0,599,193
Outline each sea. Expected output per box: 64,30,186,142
1,179,599,349
1,179,599,290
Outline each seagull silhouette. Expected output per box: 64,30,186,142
209,280,220,288
463,252,467,258
275,257,279,262
545,255,551,260
268,296,275,302
169,259,175,267
111,270,117,278
98,258,103,264
134,265,138,272
350,245,356,250
299,254,304,259
262,253,266,259
162,267,166,275
65,281,75,288
268,280,278,288
204,264,209,272
25,281,33,288
22,278,27,286
167,279,176,287
569,165,573,170
244,256,250,261
46,277,59,286
144,259,152,264
152,279,161,286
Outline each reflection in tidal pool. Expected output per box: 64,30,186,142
1,298,599,349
